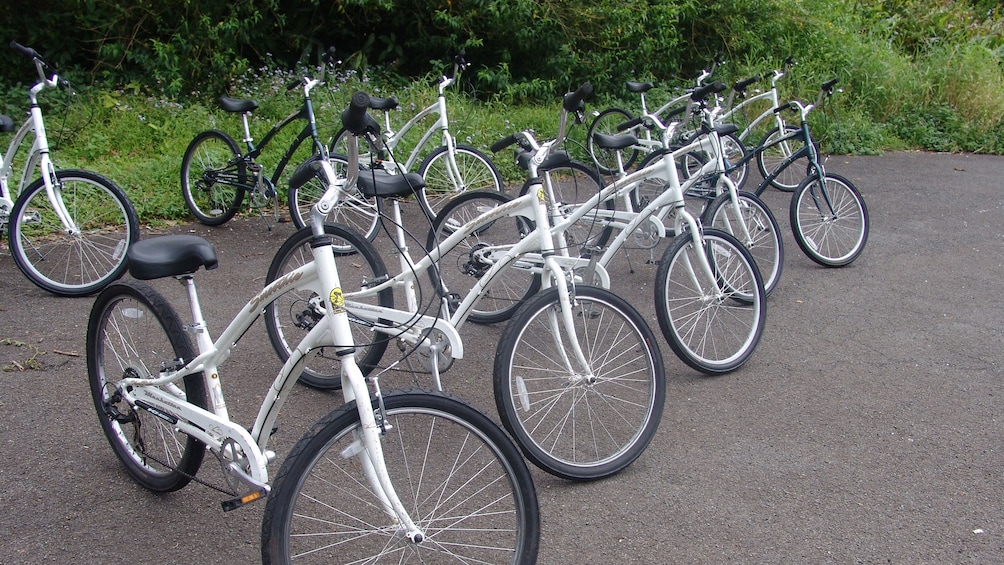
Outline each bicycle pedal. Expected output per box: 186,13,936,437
221,487,268,512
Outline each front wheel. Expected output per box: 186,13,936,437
654,228,766,374
494,285,666,480
790,173,869,267
417,144,504,219
180,129,245,225
87,281,207,492
701,190,784,296
264,223,394,389
261,391,540,564
286,154,380,246
756,125,809,192
9,169,138,296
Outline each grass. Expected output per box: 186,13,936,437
5,37,1004,229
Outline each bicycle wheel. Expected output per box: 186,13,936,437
427,190,539,324
587,107,638,174
702,190,784,296
630,149,710,226
9,169,138,297
265,223,394,390
493,285,665,480
86,280,207,492
417,144,504,219
286,154,380,245
654,228,765,374
756,125,809,192
519,161,614,252
720,132,749,190
790,172,869,267
261,391,540,564
181,129,245,225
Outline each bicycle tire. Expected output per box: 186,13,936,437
286,154,380,246
416,144,504,219
630,149,710,223
261,390,540,564
756,125,810,192
427,189,539,325
587,107,639,174
9,169,138,296
654,228,766,374
701,190,784,296
493,284,665,480
720,132,749,191
518,160,614,252
790,172,869,267
269,127,321,219
264,223,394,390
86,280,208,492
181,129,245,225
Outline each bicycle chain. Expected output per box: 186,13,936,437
139,445,239,498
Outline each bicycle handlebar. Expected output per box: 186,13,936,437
562,82,593,113
690,81,726,102
10,41,42,62
490,134,519,153
342,91,374,135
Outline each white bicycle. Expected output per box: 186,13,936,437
267,85,667,481
2,41,138,296
291,50,503,229
86,91,540,564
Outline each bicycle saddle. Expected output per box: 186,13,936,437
126,235,219,280
591,132,640,151
219,97,259,113
357,169,426,199
0,114,13,132
626,81,654,93
515,149,574,172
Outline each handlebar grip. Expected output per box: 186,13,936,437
341,91,372,135
562,82,593,113
822,77,840,92
690,81,726,102
733,75,761,92
617,116,643,132
288,157,324,190
774,101,799,114
491,134,518,153
10,41,40,60
286,79,303,91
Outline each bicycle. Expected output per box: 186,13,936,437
600,84,785,295
86,91,540,563
715,56,811,192
475,81,766,375
267,87,667,481
720,78,869,267
180,76,376,235
308,51,503,224
2,41,139,297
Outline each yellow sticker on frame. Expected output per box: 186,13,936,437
329,287,345,313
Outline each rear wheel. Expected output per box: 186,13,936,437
87,281,207,492
587,107,639,174
265,223,394,389
181,129,244,225
427,190,538,324
519,161,613,251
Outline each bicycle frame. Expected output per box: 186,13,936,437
719,68,788,143
362,61,463,174
0,50,79,234
117,151,427,536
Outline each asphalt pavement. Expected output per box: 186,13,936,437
0,150,1001,564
